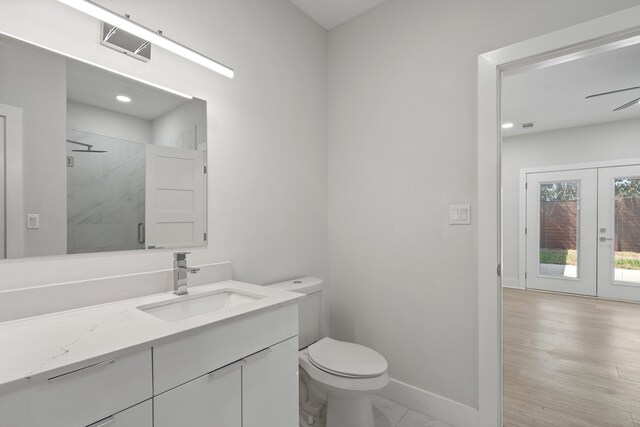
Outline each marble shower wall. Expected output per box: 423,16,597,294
67,129,145,254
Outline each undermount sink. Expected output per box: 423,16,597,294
138,289,266,322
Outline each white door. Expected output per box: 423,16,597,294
597,165,640,302
526,169,598,295
154,362,242,427
145,145,206,249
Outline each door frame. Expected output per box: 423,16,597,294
518,158,640,291
0,104,24,258
477,6,640,426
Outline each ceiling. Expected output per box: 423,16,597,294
288,0,389,30
66,59,188,121
502,42,640,138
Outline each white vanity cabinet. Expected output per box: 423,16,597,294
154,337,298,427
152,304,299,427
0,286,300,427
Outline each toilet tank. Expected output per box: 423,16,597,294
266,277,323,349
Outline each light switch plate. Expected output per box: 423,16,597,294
26,214,40,229
450,204,471,225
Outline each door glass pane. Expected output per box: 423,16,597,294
539,181,579,278
614,178,640,283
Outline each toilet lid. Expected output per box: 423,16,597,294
308,338,388,378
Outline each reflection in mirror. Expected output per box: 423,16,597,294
0,33,207,259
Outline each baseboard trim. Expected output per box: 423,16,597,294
380,378,479,427
502,278,523,289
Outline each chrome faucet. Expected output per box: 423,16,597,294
173,252,200,295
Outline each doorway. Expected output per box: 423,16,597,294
477,7,640,426
524,164,640,302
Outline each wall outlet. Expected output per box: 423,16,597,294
26,214,40,229
450,204,471,225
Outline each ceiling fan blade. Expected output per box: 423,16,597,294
613,96,640,112
586,85,640,99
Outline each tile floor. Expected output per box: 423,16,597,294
300,395,452,427
371,395,453,427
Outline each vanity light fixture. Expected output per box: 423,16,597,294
57,0,235,79
501,123,514,129
116,95,132,103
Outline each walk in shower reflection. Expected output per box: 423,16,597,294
66,129,145,253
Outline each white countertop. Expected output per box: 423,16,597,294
0,280,303,394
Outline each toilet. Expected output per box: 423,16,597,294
267,277,389,427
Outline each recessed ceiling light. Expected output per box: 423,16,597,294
116,95,132,103
502,123,514,129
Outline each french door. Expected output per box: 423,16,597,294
597,166,640,301
526,169,597,296
526,165,640,302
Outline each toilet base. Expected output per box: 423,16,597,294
326,394,374,427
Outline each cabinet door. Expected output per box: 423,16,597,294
86,400,152,427
154,361,242,427
242,337,298,427
0,384,35,427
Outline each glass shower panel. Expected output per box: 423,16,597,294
539,181,579,279
67,129,146,254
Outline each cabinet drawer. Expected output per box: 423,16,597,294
36,348,152,427
154,361,242,427
153,304,297,394
86,399,152,427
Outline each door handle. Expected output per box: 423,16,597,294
243,347,273,364
600,237,614,242
47,359,115,383
137,223,145,244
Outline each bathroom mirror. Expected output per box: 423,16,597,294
0,33,207,259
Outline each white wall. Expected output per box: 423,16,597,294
151,98,207,150
0,37,67,257
502,118,640,287
327,0,640,410
67,101,152,144
0,0,327,291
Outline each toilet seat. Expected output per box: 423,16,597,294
299,349,389,395
308,338,388,378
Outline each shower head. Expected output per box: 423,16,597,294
67,139,107,153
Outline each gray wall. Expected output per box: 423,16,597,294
0,37,67,257
502,118,640,288
327,0,640,409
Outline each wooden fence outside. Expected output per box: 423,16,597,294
540,199,640,252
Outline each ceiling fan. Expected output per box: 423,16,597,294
586,85,640,111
